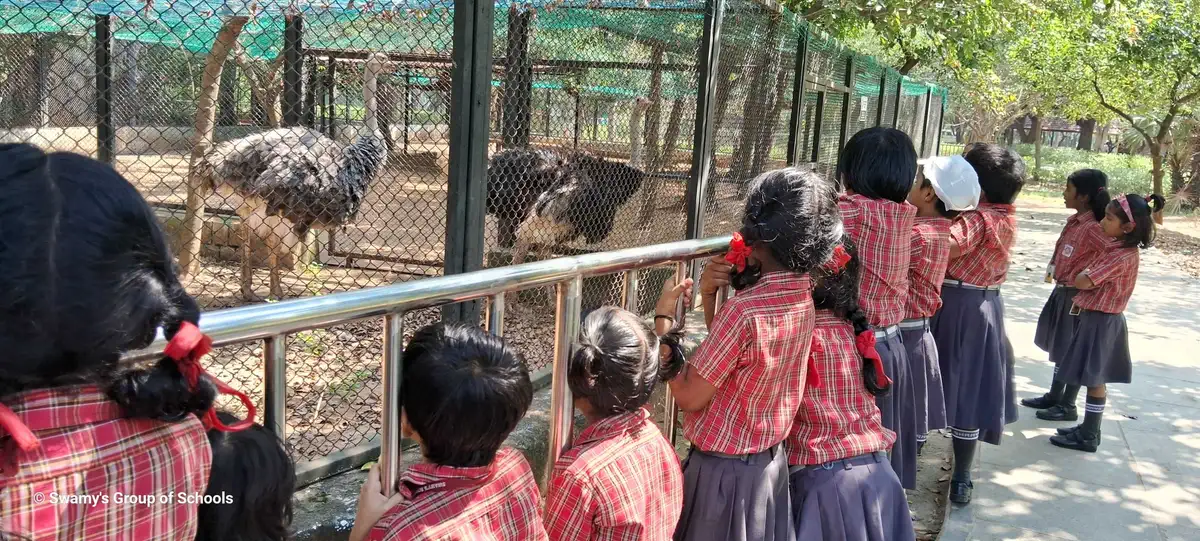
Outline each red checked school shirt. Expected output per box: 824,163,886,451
0,385,212,541
905,216,953,319
786,311,896,466
1074,246,1139,314
367,447,548,541
683,272,815,455
544,408,683,541
838,194,917,327
1050,213,1109,284
945,203,1017,287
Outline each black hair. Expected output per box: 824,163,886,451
569,307,686,415
835,127,918,203
1110,193,1165,249
963,143,1026,204
917,176,960,219
811,237,890,397
1067,169,1111,221
400,323,533,468
197,412,295,541
0,143,215,422
731,167,843,290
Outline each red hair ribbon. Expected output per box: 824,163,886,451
165,322,257,432
724,232,753,272
823,245,852,273
854,331,892,388
806,340,823,389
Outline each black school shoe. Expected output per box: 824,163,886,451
949,480,973,504
1056,424,1101,437
1050,429,1100,452
1036,404,1079,421
1021,393,1057,409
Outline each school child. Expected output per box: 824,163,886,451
1023,169,1112,422
349,323,545,541
903,156,980,454
198,412,296,541
835,127,919,490
786,238,915,541
544,306,685,541
1049,193,1163,452
931,143,1026,505
670,168,843,541
0,144,258,540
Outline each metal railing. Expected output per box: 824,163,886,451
123,234,731,492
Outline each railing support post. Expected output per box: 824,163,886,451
380,312,405,497
487,293,506,336
263,335,288,439
546,277,583,480
623,270,640,313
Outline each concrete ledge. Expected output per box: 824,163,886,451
290,308,711,541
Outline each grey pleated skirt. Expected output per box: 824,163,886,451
901,321,947,436
789,452,916,541
1055,310,1132,387
675,444,794,541
931,284,1017,446
1034,286,1080,365
873,329,917,490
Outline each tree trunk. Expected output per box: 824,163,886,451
1033,117,1043,182
1020,115,1039,144
1150,142,1165,196
644,44,664,166
639,98,686,223
179,17,248,278
1076,118,1096,151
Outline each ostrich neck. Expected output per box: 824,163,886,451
363,69,380,136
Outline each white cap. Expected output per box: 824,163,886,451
918,155,980,211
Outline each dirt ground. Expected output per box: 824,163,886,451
1156,215,1200,278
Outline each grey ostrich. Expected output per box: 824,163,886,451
197,53,390,300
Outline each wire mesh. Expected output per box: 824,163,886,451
1,0,948,467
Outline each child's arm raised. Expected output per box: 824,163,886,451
698,256,732,329
349,464,406,541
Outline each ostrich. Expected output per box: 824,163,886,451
485,96,652,265
197,53,391,300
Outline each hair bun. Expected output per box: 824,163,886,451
0,143,49,181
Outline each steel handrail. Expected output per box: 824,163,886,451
122,234,731,494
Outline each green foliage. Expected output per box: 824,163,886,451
1013,144,1154,196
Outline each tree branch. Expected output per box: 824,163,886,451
1092,78,1152,146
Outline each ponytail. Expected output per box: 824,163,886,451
1112,193,1162,249
658,323,688,382
1067,169,1110,221
843,305,890,397
1146,193,1165,214
570,307,686,416
812,236,890,396
107,295,215,423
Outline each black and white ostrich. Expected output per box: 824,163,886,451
197,53,390,300
486,97,651,265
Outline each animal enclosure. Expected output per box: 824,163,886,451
1,0,946,474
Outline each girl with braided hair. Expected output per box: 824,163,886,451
668,167,843,541
784,237,914,541
0,144,264,540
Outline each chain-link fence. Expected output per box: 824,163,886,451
1,0,946,474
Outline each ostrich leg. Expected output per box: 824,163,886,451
240,219,256,301
267,230,284,300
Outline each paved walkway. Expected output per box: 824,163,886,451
941,204,1200,541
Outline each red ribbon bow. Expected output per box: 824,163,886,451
805,340,823,390
823,245,852,273
165,322,257,432
854,331,892,388
725,232,753,272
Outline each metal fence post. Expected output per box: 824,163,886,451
324,57,336,136
810,92,825,162
94,15,114,164
875,70,886,127
263,335,288,439
891,75,902,127
623,270,640,313
785,28,810,166
547,277,583,480
380,312,405,497
919,87,933,157
282,15,304,127
444,0,495,325
685,0,726,263
502,5,534,148
487,293,506,337
838,55,856,156
936,91,947,155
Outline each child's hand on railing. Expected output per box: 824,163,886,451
348,463,406,541
699,255,732,298
656,276,694,318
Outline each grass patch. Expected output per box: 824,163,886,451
1013,144,1153,197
